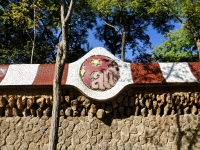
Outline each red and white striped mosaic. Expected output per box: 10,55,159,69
0,47,200,100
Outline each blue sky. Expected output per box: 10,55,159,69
87,23,181,60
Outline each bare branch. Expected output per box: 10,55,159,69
60,0,66,23
101,18,116,29
64,0,76,25
101,18,121,34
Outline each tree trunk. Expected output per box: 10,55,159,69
121,25,126,61
30,0,36,64
48,45,64,150
196,37,200,61
119,2,125,62
48,0,75,150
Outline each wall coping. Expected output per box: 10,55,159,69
0,47,200,100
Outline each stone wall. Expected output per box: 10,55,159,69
0,115,200,150
1,88,200,149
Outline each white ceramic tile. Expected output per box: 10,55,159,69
159,62,198,82
0,64,39,85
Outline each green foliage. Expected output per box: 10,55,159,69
88,0,174,61
152,28,198,62
150,0,200,61
0,0,95,64
2,0,198,63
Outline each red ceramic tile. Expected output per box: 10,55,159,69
33,64,68,85
32,64,55,85
131,63,165,83
188,62,200,82
0,65,9,82
61,64,68,85
80,55,120,90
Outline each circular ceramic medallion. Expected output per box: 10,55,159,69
80,55,120,91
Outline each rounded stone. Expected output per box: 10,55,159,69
83,98,91,109
168,132,175,142
139,135,147,145
117,95,124,103
118,106,124,116
129,97,135,106
33,131,42,143
1,120,9,133
130,125,138,134
96,109,105,119
6,131,18,145
29,142,39,150
132,145,142,150
18,142,29,150
142,118,149,127
73,110,79,117
111,101,118,109
0,96,6,107
0,136,5,147
68,121,75,131
109,140,117,150
160,132,168,144
72,134,80,145
130,134,138,145
24,131,34,142
78,129,87,138
145,127,156,138
117,120,125,131
110,120,118,132
103,130,112,141
71,100,79,111
123,97,129,106
89,104,97,114
90,136,97,145
112,131,120,140
75,144,86,150
136,123,144,135
121,126,130,142
134,116,142,126
125,142,132,150
152,136,159,145
149,120,157,129
5,145,15,150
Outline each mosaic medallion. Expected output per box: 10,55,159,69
80,55,120,91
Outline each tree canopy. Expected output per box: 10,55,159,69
0,0,95,64
150,0,200,62
88,0,174,61
152,27,198,62
1,0,199,63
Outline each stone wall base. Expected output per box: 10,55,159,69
0,115,200,150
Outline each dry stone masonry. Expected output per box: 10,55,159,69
1,90,200,118
0,114,200,149
0,90,200,149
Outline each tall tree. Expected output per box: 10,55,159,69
89,0,174,61
0,0,59,63
0,0,94,64
149,0,200,61
48,1,75,149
